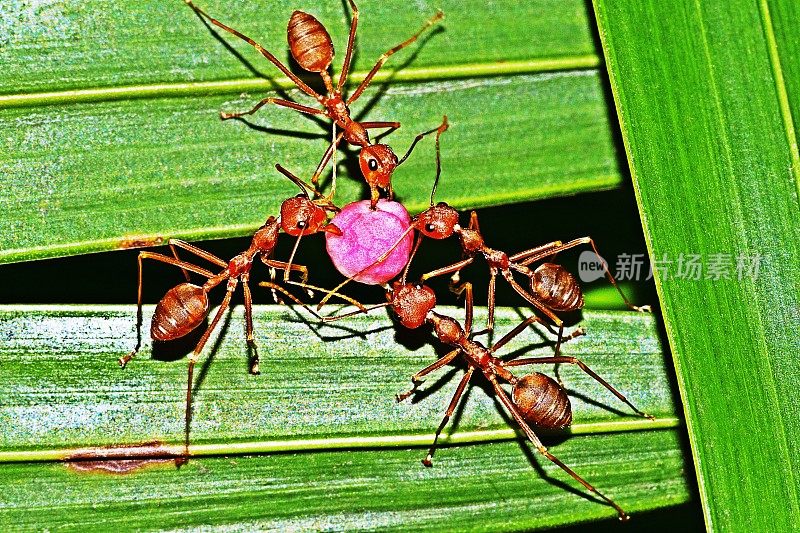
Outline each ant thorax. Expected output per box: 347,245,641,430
226,253,251,278
484,248,510,270
427,312,464,345
250,219,280,253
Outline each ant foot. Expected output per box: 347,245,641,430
118,352,135,368
567,327,586,341
395,389,415,403
634,304,652,313
250,361,261,375
422,456,433,468
470,328,492,339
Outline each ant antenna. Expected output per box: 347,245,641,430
275,164,337,212
429,115,448,206
397,116,449,169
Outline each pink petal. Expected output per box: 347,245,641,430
325,200,414,285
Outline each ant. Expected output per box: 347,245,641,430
324,267,652,520
319,115,649,351
120,187,359,455
185,0,444,206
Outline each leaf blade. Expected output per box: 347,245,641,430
592,0,800,529
0,305,688,530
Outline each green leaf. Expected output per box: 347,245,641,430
0,1,619,264
0,1,597,94
592,0,800,530
0,305,688,529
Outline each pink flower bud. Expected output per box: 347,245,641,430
325,200,414,285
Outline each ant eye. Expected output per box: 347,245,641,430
368,158,378,171
425,224,436,233
297,220,307,229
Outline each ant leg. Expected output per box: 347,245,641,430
396,349,460,402
119,252,216,368
518,237,650,312
422,367,474,467
185,280,237,457
184,1,322,100
491,315,584,356
489,378,629,521
322,302,391,323
258,281,327,320
168,243,191,283
490,315,545,353
485,268,498,335
509,241,563,263
242,277,260,375
347,10,444,104
330,123,337,200
450,282,474,335
169,239,227,273
360,121,402,134
262,258,309,285
500,271,571,355
400,233,424,284
221,97,323,121
288,279,368,312
468,210,480,232
420,256,475,283
281,232,308,285
310,130,345,194
502,356,653,420
337,0,359,91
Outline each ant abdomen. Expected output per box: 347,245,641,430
151,283,209,342
287,11,334,73
512,373,572,429
530,263,584,312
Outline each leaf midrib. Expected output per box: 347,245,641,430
759,0,800,195
0,418,681,463
0,57,600,109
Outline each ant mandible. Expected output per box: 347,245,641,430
323,264,652,521
320,115,649,351
185,0,444,206
120,187,359,455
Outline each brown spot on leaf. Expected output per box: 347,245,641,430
66,441,185,474
118,236,165,249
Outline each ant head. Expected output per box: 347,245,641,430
387,281,436,329
512,373,572,429
251,216,280,252
280,195,341,237
359,144,398,190
287,11,334,73
415,202,459,239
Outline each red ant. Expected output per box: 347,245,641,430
185,0,444,206
324,270,652,521
320,116,649,351
120,188,359,455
